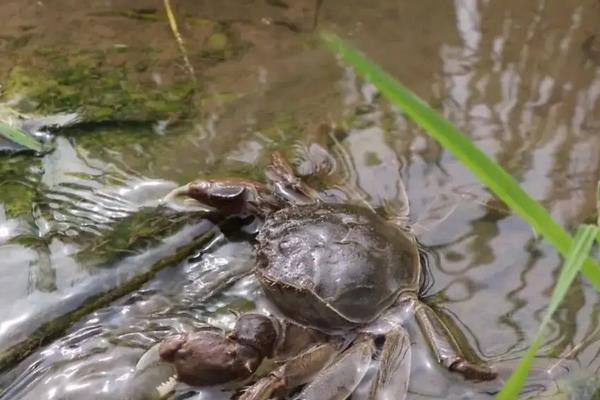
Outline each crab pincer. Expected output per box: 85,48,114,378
158,314,277,386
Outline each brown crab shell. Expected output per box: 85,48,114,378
255,203,420,331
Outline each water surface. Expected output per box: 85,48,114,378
0,1,599,399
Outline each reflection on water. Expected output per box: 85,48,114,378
0,241,256,400
0,0,598,399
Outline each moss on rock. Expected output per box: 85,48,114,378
3,49,195,124
0,155,40,218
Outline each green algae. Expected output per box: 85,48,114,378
67,123,160,159
1,183,35,219
2,49,195,124
0,155,40,219
365,151,382,166
192,20,250,63
74,207,199,268
207,32,229,52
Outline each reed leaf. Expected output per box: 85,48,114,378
0,121,43,152
496,224,599,399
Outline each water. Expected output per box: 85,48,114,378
0,0,599,399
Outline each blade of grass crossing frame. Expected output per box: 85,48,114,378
0,122,43,152
321,33,600,290
597,182,599,243
163,0,196,82
496,224,599,400
596,181,599,227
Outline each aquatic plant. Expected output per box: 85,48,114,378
322,32,600,398
2,52,194,124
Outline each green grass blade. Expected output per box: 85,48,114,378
597,182,600,243
496,336,542,400
321,33,600,289
496,224,599,399
0,121,43,152
163,0,196,83
597,181,599,227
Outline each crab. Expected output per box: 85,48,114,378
152,150,497,399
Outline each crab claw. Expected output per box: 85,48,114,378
161,183,215,212
161,179,269,215
158,331,264,387
131,343,178,400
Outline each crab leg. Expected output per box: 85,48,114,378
265,151,321,205
162,150,321,214
407,295,497,381
239,342,338,400
295,336,375,400
364,327,411,400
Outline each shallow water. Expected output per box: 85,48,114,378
0,0,599,399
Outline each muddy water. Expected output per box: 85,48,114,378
0,0,599,399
